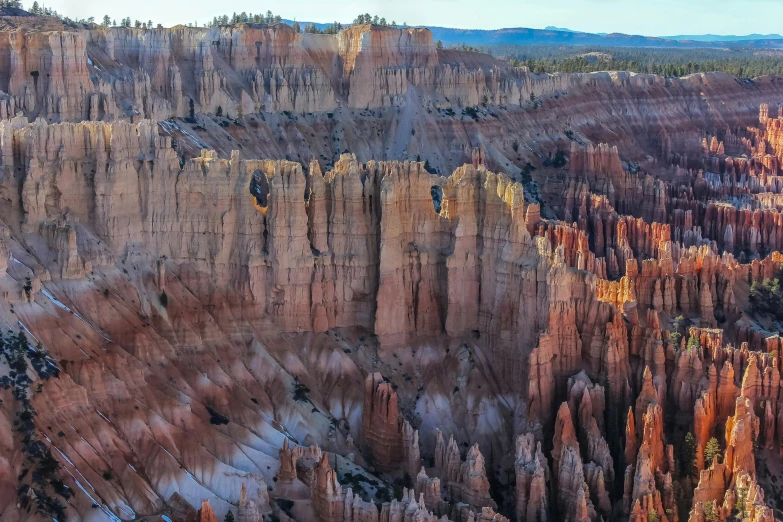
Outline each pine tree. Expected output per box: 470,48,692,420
703,437,721,465
703,501,718,522
292,20,300,33
102,15,111,26
224,511,235,522
30,0,39,13
680,432,697,477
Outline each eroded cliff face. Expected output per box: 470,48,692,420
0,115,565,522
1,20,783,522
0,112,780,522
0,24,782,180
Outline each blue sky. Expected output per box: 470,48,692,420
43,0,783,36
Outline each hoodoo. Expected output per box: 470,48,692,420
0,13,781,522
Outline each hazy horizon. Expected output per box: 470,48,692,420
39,0,783,37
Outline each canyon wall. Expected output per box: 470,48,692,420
0,20,783,522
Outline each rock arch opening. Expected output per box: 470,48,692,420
430,185,443,214
250,170,270,210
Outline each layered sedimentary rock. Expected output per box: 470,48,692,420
2,17,783,522
551,403,595,522
724,397,760,481
361,373,420,476
433,431,497,511
1,107,783,522
514,433,549,522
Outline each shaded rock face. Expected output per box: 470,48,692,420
0,24,547,122
1,111,783,522
0,24,782,179
2,18,783,522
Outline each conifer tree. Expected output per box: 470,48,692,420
704,437,721,465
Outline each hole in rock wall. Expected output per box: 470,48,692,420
250,170,270,211
430,185,443,213
251,170,271,255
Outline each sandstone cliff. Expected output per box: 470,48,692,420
0,21,783,522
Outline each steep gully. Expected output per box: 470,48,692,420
0,22,781,522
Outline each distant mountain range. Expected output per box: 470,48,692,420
282,20,783,49
544,26,607,35
546,26,783,42
659,33,783,42
425,26,783,49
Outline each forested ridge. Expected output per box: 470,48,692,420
494,44,783,78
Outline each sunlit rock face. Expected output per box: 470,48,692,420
1,19,783,522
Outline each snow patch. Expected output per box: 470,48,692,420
62,467,122,522
42,288,73,312
41,287,113,343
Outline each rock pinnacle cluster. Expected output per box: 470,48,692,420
0,16,781,522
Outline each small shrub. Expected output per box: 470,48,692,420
749,269,783,320
293,379,311,403
521,162,536,184
206,406,229,425
704,500,719,522
275,498,294,516
552,148,567,168
462,106,479,121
